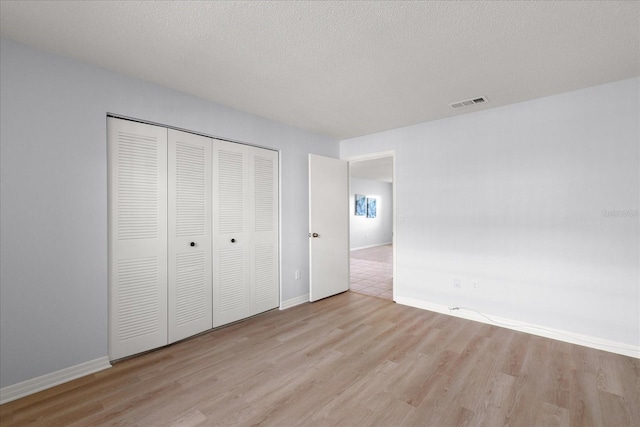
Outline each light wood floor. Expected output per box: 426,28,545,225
350,244,393,300
1,292,638,426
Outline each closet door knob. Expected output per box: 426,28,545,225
190,242,195,247
231,238,236,243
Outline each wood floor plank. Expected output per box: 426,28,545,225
598,389,634,427
596,351,628,396
567,366,602,426
494,328,531,377
167,409,207,427
535,401,570,427
1,291,638,426
473,372,517,426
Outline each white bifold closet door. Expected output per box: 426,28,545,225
109,117,278,360
250,146,279,315
108,118,168,361
167,129,212,343
213,140,279,327
213,141,249,326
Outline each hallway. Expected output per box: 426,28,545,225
349,244,393,300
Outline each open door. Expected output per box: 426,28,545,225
309,154,349,302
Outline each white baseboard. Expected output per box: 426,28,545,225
0,356,111,405
350,242,392,251
280,294,309,310
395,296,640,359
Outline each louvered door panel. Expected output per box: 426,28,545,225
116,257,161,340
249,147,279,314
218,247,247,311
254,244,278,309
218,150,245,234
108,118,168,361
168,130,212,343
254,155,275,233
213,140,250,326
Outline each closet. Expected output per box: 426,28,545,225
108,117,278,361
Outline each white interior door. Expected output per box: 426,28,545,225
108,118,168,360
309,154,349,302
168,129,212,343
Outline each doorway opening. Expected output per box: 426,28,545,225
350,244,393,300
348,153,395,301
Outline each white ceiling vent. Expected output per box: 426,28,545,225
450,96,488,109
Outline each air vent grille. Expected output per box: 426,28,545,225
451,96,488,109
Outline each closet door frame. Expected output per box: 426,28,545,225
108,115,281,359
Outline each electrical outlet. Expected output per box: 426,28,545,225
472,280,479,290
295,270,301,280
454,278,461,289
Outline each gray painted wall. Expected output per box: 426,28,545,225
350,177,393,249
0,38,337,388
341,77,640,348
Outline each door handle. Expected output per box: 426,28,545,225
190,242,196,247
312,233,319,238
231,238,236,243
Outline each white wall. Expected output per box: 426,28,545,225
350,177,392,249
341,77,640,351
0,38,338,389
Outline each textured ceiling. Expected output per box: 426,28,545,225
1,1,639,140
